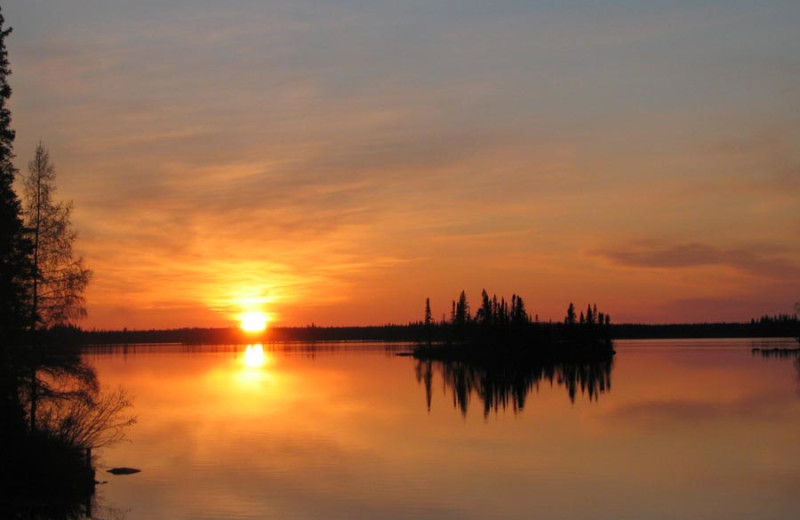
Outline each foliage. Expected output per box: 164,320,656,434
36,384,136,449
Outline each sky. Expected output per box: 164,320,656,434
5,0,800,329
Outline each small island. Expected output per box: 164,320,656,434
413,290,615,363
411,291,615,415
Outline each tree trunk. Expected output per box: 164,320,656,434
29,365,37,432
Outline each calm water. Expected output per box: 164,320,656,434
85,339,800,520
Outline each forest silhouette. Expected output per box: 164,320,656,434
415,291,614,360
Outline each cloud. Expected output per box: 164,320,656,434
593,240,800,280
8,1,800,328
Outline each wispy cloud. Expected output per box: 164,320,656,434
593,240,800,280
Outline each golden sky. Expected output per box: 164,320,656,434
6,1,800,329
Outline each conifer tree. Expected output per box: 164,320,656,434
0,7,31,345
565,303,576,325
454,290,470,326
511,294,529,325
476,289,492,326
424,298,432,326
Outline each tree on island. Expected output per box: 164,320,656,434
424,298,432,326
424,297,433,344
565,303,576,326
510,294,529,325
453,290,470,327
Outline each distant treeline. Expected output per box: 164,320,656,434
80,324,427,345
614,313,800,340
73,311,800,346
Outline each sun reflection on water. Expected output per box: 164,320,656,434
243,344,267,368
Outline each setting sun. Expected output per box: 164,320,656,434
240,311,268,333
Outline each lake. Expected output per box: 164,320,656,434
85,339,800,520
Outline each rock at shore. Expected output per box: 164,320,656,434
107,467,141,475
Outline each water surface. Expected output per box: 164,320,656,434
87,339,800,519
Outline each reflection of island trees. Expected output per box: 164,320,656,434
751,344,800,394
415,357,613,416
752,347,800,360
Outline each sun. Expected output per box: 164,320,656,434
240,311,268,333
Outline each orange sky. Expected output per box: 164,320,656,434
5,2,800,329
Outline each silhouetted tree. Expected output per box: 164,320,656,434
423,297,433,344
565,303,576,326
511,294,529,325
476,289,492,327
454,290,470,326
496,296,508,326
0,7,31,348
0,8,35,451
424,298,432,326
23,142,92,330
36,385,135,450
21,143,91,433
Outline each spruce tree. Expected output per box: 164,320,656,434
565,303,576,326
0,7,31,345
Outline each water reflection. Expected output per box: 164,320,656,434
751,343,800,393
243,344,267,368
236,344,275,389
415,357,613,417
89,341,800,520
751,345,800,360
